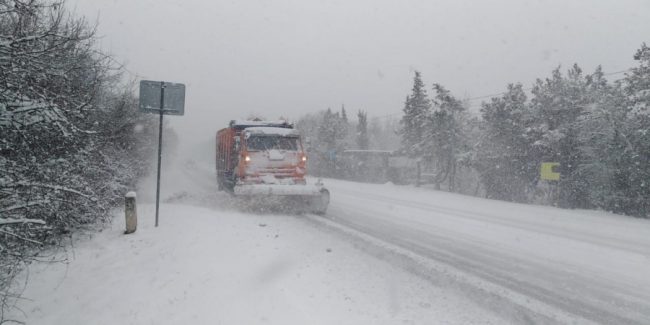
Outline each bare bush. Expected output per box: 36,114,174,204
0,1,156,321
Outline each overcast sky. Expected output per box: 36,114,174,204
70,0,650,142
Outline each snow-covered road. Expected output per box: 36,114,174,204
320,179,650,324
10,151,650,324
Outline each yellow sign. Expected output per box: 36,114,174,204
540,162,560,181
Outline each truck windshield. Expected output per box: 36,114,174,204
246,136,298,151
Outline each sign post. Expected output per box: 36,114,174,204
139,80,185,227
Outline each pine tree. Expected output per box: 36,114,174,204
315,108,349,176
335,106,349,149
317,108,337,176
318,108,337,152
616,43,650,217
576,67,629,213
399,71,431,158
626,43,650,114
424,84,468,191
356,110,369,150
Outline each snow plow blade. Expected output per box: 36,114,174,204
233,184,330,214
234,184,321,196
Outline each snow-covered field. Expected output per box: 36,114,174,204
9,145,650,324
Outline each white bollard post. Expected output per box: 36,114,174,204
125,191,137,234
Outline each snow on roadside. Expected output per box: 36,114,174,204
11,203,509,325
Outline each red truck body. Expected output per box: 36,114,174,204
216,120,307,190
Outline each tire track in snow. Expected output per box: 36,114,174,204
333,186,648,255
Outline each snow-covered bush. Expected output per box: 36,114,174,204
0,1,156,319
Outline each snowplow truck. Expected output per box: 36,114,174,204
216,120,329,214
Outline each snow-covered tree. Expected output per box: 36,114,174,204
421,84,469,191
614,44,650,217
336,105,351,148
530,64,590,208
575,68,628,213
318,108,338,152
626,43,650,114
476,83,537,202
296,107,351,177
356,110,369,150
399,71,431,158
